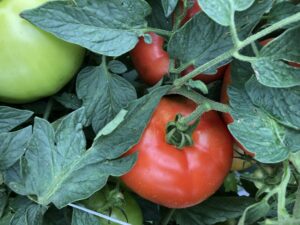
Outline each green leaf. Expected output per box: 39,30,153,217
0,127,32,170
21,0,151,56
0,106,33,133
0,190,8,217
5,86,169,208
43,207,70,225
173,197,255,225
227,61,300,163
168,0,272,69
108,60,127,74
187,80,208,95
0,211,13,225
238,200,270,225
246,77,300,130
251,26,300,88
168,12,231,68
161,0,178,17
91,85,171,159
76,64,137,133
265,2,300,29
229,85,289,163
4,108,135,208
71,208,99,225
54,93,82,110
10,203,47,225
147,0,173,31
197,0,255,26
223,173,238,193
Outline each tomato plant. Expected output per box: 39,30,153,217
121,96,233,208
1,1,300,225
0,0,85,104
130,32,170,85
82,187,143,225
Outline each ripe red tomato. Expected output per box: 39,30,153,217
121,96,233,208
130,32,170,85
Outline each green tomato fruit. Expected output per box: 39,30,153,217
83,190,143,225
0,0,85,103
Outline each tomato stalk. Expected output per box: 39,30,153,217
168,86,230,113
166,87,229,148
142,28,172,37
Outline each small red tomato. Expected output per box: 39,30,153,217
180,0,201,25
121,96,233,208
130,32,170,85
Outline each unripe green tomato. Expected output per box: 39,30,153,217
83,190,143,225
0,0,85,103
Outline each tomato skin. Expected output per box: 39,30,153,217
83,190,143,225
180,0,201,25
130,32,170,85
0,0,85,104
181,65,227,84
121,96,233,208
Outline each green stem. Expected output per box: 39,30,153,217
277,161,291,222
170,60,194,74
168,86,230,113
179,102,211,125
240,12,300,48
161,208,176,225
293,182,300,219
251,42,260,56
233,52,257,62
43,98,54,120
230,11,241,47
143,28,173,37
174,12,300,87
174,50,235,87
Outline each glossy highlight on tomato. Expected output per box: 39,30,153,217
130,32,170,85
0,0,85,103
121,96,233,208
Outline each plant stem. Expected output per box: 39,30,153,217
277,161,291,222
161,208,176,225
43,98,54,120
144,28,173,37
293,183,300,219
230,11,241,47
174,50,235,87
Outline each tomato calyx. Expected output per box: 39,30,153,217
166,114,200,149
